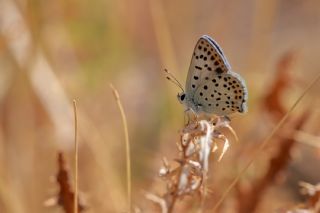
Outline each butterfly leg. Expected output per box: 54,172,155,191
212,115,231,127
184,109,191,126
184,108,200,126
222,115,231,122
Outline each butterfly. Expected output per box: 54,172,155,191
166,35,248,116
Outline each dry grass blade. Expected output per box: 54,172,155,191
213,73,320,211
73,100,79,213
149,0,178,72
294,130,320,148
145,193,168,213
0,177,24,213
110,84,132,212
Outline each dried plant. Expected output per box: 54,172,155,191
297,182,320,212
237,110,310,213
263,51,296,120
146,116,237,213
45,152,85,213
282,182,320,213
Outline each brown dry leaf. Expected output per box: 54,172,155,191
263,51,296,121
237,110,310,213
46,152,85,213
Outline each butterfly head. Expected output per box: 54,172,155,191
177,92,204,114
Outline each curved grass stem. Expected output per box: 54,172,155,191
110,84,132,213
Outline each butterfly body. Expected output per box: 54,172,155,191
178,35,248,116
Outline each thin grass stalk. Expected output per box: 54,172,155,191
110,84,132,212
73,100,79,213
149,0,179,72
213,73,320,211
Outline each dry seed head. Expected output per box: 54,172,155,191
147,116,238,212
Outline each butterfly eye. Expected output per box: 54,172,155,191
180,94,186,101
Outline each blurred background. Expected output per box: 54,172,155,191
0,0,320,212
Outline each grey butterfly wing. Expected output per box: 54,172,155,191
185,35,231,96
193,72,248,115
185,35,248,116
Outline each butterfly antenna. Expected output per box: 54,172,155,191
164,69,184,92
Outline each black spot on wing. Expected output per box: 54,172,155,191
215,67,223,74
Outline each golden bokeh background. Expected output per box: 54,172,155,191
0,0,320,212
